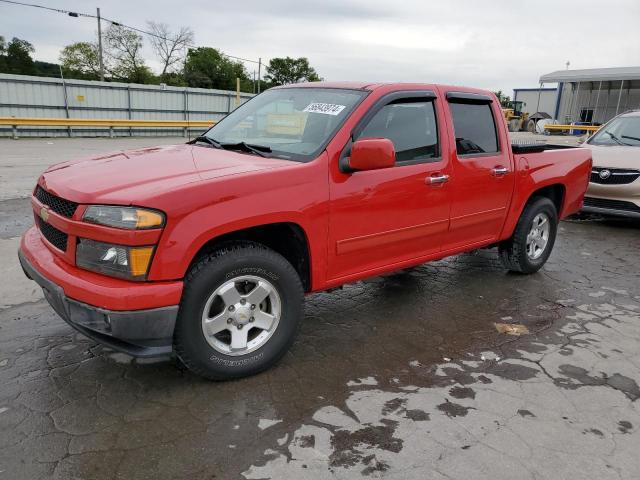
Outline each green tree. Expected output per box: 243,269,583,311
184,47,250,90
0,36,6,72
105,25,154,83
160,70,187,87
494,90,512,108
59,42,102,80
0,37,36,74
264,57,321,86
34,61,61,77
60,27,154,83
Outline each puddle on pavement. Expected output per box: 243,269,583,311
243,297,640,479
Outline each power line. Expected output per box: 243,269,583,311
0,0,91,17
0,0,261,65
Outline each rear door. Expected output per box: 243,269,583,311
327,91,452,281
442,91,515,249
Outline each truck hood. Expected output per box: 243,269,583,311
585,143,640,169
39,144,293,204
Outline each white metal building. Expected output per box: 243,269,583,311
538,66,640,124
512,87,557,117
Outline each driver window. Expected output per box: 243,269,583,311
358,100,439,163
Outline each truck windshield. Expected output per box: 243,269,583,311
588,116,640,147
201,88,367,161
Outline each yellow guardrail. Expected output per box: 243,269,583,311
544,124,600,134
0,117,215,138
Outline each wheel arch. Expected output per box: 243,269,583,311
501,182,566,240
529,183,566,214
186,222,312,292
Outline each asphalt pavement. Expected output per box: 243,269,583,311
1,136,639,480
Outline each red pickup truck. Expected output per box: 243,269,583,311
19,82,591,380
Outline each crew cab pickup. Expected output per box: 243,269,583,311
19,82,592,380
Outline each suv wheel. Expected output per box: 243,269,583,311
499,197,558,274
174,242,303,380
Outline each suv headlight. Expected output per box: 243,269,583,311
76,239,154,281
83,206,165,230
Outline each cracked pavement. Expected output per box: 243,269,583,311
1,138,639,479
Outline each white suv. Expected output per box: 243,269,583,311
582,110,640,218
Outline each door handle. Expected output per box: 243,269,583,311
426,174,450,185
491,166,509,176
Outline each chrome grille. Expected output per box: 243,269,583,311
36,217,68,251
34,186,78,218
590,167,640,185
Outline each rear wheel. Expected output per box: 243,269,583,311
174,242,303,380
499,197,558,274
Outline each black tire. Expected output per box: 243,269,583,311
174,242,304,380
499,197,558,274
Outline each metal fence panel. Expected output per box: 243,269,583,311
0,73,254,137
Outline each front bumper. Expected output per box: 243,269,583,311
581,205,640,219
583,181,640,218
19,227,181,357
582,196,640,219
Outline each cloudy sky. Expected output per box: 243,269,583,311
2,0,639,94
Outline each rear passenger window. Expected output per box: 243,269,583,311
358,101,439,163
449,103,499,155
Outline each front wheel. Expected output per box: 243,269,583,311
174,242,303,380
499,197,558,274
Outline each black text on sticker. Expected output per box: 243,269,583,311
303,103,346,115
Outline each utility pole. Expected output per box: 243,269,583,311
257,57,262,93
97,7,105,81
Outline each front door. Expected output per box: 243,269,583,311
327,94,452,281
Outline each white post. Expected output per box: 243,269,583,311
615,80,624,116
257,58,262,93
593,80,602,123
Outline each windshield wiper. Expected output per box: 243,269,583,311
188,136,223,148
220,142,272,157
604,131,630,146
621,135,640,143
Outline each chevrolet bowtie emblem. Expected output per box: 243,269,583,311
39,207,49,223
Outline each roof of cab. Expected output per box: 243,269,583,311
274,81,495,97
274,81,384,90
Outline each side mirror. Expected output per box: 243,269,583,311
347,138,396,171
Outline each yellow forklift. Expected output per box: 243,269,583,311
502,100,531,132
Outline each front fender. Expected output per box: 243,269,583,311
146,156,329,285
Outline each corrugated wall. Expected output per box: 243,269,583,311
556,80,640,124
0,73,254,137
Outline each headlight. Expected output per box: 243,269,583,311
83,206,165,230
76,239,154,281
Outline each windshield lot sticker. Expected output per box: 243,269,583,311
303,103,346,115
